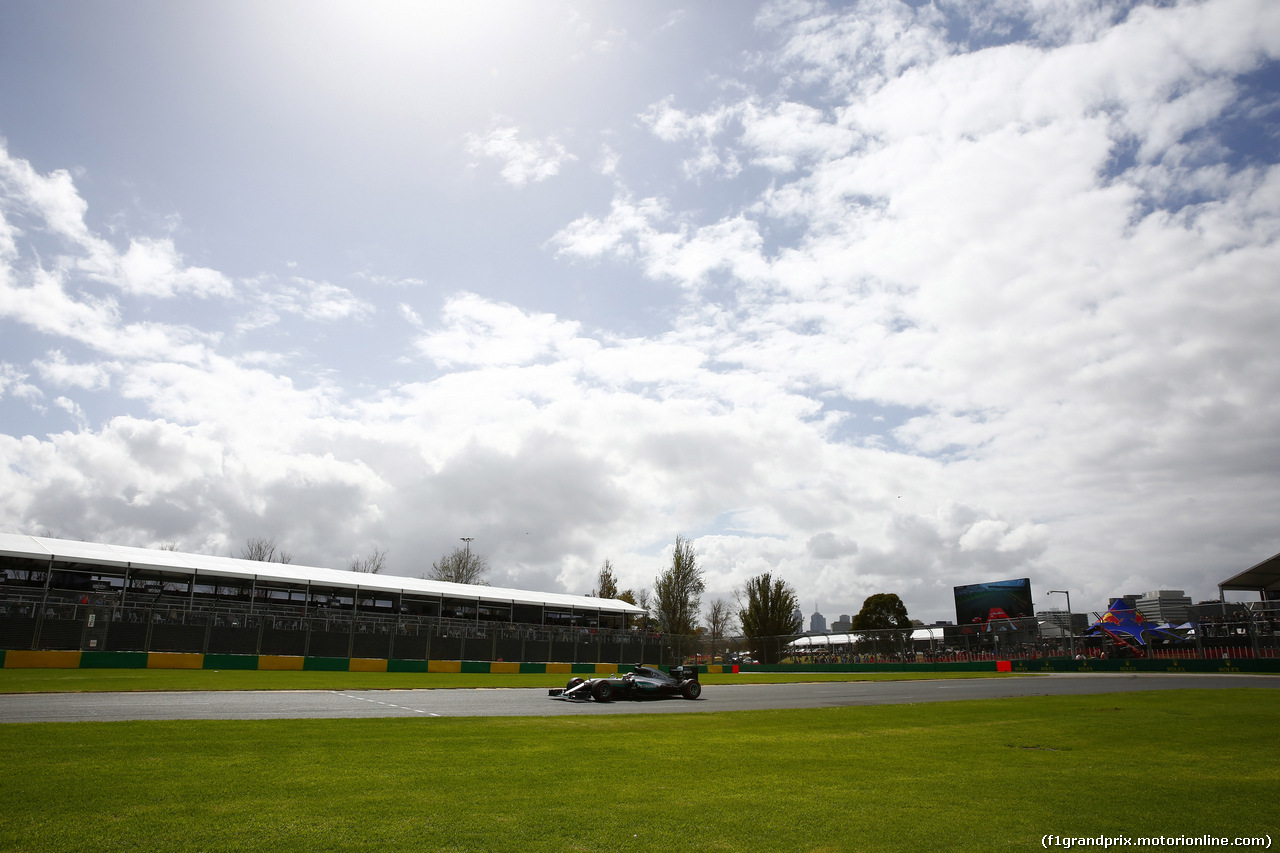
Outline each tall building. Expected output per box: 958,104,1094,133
1135,590,1192,625
792,606,803,630
831,614,852,632
1036,609,1088,632
810,609,827,633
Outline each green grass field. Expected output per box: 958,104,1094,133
1,689,1275,852
0,668,1026,693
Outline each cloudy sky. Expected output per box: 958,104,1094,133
1,0,1278,623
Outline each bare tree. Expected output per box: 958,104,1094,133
158,542,180,551
705,598,736,661
425,546,489,585
348,547,387,574
592,559,620,599
633,588,652,629
240,537,293,564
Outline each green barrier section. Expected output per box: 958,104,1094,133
737,659,1280,675
302,656,350,672
2,649,1277,674
80,651,148,669
739,661,1000,673
387,659,431,673
1011,657,1280,674
201,654,259,670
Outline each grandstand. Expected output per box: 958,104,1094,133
0,533,656,664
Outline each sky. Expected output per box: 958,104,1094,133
1,0,1278,624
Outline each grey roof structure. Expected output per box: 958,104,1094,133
1219,551,1280,596
0,532,644,616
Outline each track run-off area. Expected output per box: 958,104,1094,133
1,673,1276,723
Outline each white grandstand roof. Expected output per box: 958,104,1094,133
789,627,950,647
0,533,644,615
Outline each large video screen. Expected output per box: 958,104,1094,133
954,578,1033,625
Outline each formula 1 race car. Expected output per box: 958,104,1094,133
548,665,702,702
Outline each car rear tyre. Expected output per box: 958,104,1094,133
592,680,614,702
680,680,702,700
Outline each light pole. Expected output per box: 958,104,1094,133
460,537,474,573
1048,590,1074,658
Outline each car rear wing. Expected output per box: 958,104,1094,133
669,665,699,681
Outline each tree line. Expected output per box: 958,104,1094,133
239,534,913,663
589,535,913,664
238,537,488,584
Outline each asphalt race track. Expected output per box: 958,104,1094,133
0,673,1276,723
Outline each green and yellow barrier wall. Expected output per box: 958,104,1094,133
0,649,746,674
1,648,1276,673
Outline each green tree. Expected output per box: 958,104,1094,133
652,535,704,641
852,592,912,655
592,559,619,599
852,593,911,631
737,572,801,664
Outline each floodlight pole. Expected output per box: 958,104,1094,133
1048,590,1074,658
460,537,474,578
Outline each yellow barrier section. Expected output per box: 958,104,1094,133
705,665,723,674
594,663,618,674
490,661,520,674
147,652,203,670
4,650,82,669
258,655,305,671
545,662,571,674
427,659,462,673
349,658,387,672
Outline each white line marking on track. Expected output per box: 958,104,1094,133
334,692,430,714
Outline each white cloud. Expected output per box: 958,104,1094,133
416,292,593,368
2,1,1279,621
34,351,116,391
1,141,232,300
398,303,424,328
97,237,233,298
640,97,743,179
551,194,669,262
549,0,1280,613
0,363,42,402
465,124,578,187
0,140,93,245
597,144,621,177
259,276,375,323
741,101,859,172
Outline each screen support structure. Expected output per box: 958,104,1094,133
1048,589,1074,658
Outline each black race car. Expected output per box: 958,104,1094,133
548,665,702,702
